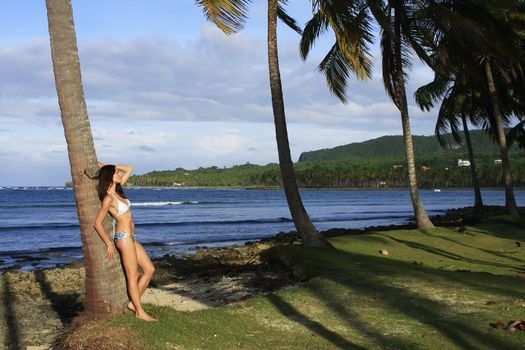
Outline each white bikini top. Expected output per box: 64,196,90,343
110,193,130,217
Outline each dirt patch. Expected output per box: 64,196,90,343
55,315,145,350
143,270,293,311
0,240,296,349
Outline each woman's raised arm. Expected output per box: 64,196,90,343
116,164,133,186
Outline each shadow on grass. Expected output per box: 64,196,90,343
2,276,22,350
424,232,525,265
34,270,83,325
473,218,525,241
309,274,520,350
266,293,367,350
276,243,525,349
304,278,419,350
385,236,522,271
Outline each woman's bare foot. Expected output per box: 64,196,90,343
127,301,135,312
136,311,157,322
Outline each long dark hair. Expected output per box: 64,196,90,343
95,165,127,201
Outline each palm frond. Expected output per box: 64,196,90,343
434,100,452,147
277,0,301,34
438,83,465,146
300,10,328,60
196,0,251,35
317,42,352,103
381,25,399,107
323,1,374,80
507,119,525,148
414,74,451,111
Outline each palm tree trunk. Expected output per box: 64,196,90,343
267,0,331,248
46,0,128,318
461,114,483,214
398,92,434,229
392,13,434,230
484,60,519,217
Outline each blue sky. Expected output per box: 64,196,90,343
0,0,438,186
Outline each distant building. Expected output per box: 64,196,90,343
421,165,430,172
494,159,502,165
457,159,471,167
172,182,185,186
393,164,403,170
377,181,387,187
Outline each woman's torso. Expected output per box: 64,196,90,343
108,193,133,233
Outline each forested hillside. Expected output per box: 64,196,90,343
298,130,521,162
129,131,525,189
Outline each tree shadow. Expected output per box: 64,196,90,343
266,292,367,349
281,246,525,349
34,270,83,325
2,276,22,350
320,275,520,350
300,244,525,300
304,278,420,349
472,219,525,241
385,236,522,271
425,232,525,264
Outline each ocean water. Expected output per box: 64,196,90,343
0,187,523,272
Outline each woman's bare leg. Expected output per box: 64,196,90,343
136,241,155,294
117,237,156,322
127,240,155,311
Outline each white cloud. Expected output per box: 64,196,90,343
0,27,437,129
0,24,443,185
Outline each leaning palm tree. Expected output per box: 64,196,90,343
198,0,331,247
420,0,523,217
378,0,435,229
302,0,434,229
46,0,128,318
483,58,520,216
415,71,484,214
267,0,332,247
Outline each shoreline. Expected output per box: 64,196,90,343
0,205,497,275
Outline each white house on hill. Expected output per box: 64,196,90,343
457,159,471,167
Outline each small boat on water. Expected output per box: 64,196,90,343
434,189,441,193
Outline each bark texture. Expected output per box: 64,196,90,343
267,0,331,247
46,0,128,318
461,114,484,214
392,9,434,230
484,60,519,217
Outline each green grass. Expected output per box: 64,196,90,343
108,215,525,349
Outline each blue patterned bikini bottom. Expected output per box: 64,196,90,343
114,232,136,245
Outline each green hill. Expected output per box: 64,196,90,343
129,130,525,189
298,130,521,162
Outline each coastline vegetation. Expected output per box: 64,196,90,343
128,131,525,189
128,159,525,190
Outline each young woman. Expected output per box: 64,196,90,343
93,162,157,322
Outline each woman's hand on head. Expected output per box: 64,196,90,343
106,244,116,261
